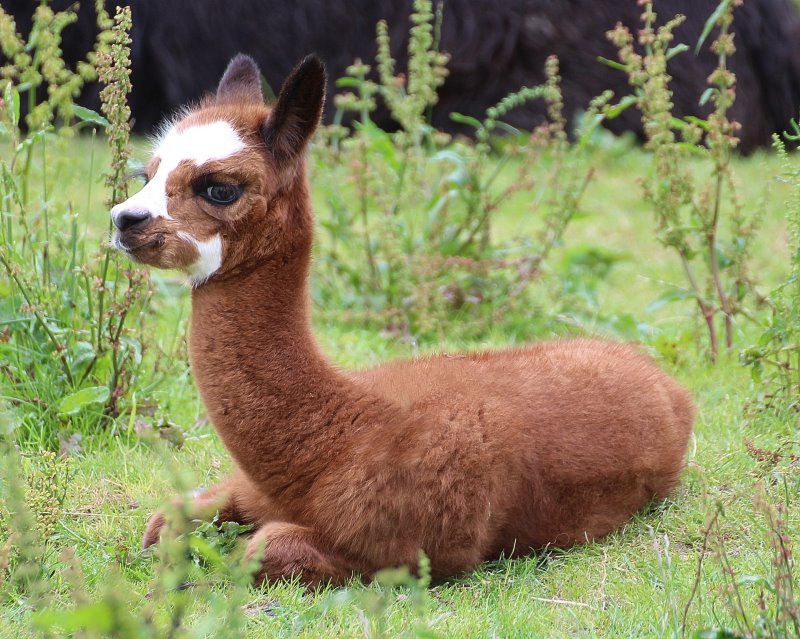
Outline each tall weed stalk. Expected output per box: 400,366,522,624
606,0,757,363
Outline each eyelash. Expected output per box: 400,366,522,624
126,168,149,184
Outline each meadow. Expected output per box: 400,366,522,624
1,2,799,638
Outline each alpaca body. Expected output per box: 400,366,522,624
188,258,692,581
115,54,694,586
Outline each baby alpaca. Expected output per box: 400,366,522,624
111,53,694,587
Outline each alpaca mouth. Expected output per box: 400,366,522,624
114,233,165,254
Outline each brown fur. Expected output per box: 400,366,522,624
130,55,694,587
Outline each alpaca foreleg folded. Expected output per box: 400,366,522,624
244,522,355,589
142,469,277,549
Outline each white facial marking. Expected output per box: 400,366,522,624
179,231,223,287
110,120,246,226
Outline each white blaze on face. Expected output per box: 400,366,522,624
112,120,246,222
110,120,246,285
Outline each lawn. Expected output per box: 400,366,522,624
1,128,798,638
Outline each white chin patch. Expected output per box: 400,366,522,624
179,232,223,286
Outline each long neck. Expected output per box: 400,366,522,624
189,196,367,507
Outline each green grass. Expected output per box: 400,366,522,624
1,134,798,638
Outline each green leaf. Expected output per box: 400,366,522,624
646,289,697,313
605,95,638,120
260,76,276,101
665,43,689,61
699,88,714,107
449,112,482,130
596,56,628,72
494,121,521,137
16,129,49,153
785,116,800,141
335,77,363,88
71,104,109,127
68,341,96,373
669,117,688,131
119,335,142,366
683,116,710,132
713,245,733,269
431,150,465,166
58,386,110,416
188,536,224,569
735,574,767,587
696,0,731,54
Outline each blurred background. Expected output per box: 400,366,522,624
3,0,800,152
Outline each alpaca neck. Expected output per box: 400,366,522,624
188,218,354,506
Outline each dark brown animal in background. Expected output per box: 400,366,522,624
5,0,800,152
110,54,694,587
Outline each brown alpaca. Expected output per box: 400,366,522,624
110,54,694,587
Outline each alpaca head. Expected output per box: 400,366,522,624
110,54,326,285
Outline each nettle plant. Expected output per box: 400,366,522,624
606,0,757,363
0,5,151,447
313,0,605,343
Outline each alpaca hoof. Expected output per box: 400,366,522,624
142,511,166,549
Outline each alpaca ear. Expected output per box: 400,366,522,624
217,54,264,104
262,55,326,162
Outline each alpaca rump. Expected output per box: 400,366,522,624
112,54,694,587
6,0,800,153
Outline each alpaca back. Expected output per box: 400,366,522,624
352,338,693,554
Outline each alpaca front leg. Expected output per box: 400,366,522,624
244,522,355,589
142,470,274,548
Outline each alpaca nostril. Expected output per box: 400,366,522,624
114,209,152,232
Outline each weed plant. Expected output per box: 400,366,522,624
0,5,152,448
313,0,606,343
606,0,758,363
742,133,800,408
0,418,259,637
689,477,800,639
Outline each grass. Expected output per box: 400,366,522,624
1,131,798,638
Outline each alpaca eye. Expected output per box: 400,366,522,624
203,183,242,205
